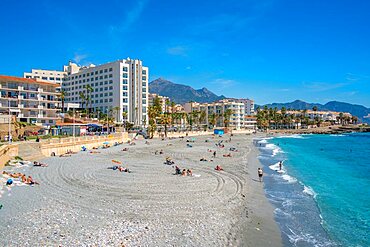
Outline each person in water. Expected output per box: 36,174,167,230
279,161,283,171
258,168,263,182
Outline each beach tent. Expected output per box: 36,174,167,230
214,129,224,135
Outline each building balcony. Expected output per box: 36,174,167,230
18,95,24,100
18,86,24,91
38,105,44,109
18,104,24,108
38,88,44,93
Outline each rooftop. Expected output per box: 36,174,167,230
0,75,59,87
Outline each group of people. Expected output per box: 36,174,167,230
174,166,193,176
111,165,130,173
2,171,39,186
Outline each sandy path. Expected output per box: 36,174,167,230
0,134,281,246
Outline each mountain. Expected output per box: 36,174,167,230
261,100,370,123
149,78,225,104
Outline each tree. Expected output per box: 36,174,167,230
148,106,160,138
113,106,120,123
223,109,233,128
60,90,66,113
79,92,86,110
86,84,93,118
208,112,218,129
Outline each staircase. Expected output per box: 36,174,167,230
17,142,46,161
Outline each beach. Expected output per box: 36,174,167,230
0,133,282,246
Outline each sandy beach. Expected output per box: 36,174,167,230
0,133,281,246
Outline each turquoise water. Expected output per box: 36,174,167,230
256,133,370,247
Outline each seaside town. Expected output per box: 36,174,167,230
0,58,368,246
1,0,370,246
0,58,364,142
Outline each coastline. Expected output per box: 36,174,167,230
233,141,282,246
0,133,282,246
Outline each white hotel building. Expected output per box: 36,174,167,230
62,59,149,126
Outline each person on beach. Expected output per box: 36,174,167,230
215,165,223,171
175,166,181,175
181,169,187,176
26,176,39,185
279,161,283,171
187,169,193,176
213,151,216,158
258,168,263,182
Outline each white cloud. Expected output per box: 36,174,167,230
109,0,148,33
185,66,192,70
167,46,188,56
73,53,88,63
209,78,236,88
302,81,348,92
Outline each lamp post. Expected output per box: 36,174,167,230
8,100,11,144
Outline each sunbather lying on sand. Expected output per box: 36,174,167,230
89,151,100,154
59,153,72,157
200,157,208,161
26,176,39,185
223,153,232,157
122,148,129,151
215,165,223,171
33,161,48,167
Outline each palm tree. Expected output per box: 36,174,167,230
79,92,86,111
86,84,93,117
208,112,217,129
148,105,160,138
113,106,120,123
223,109,233,128
122,111,128,131
60,90,66,113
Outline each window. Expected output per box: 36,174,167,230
100,99,103,103
122,73,128,78
109,68,113,72
104,99,108,102
142,76,146,81
91,78,94,81
50,77,55,80
100,88,103,91
122,79,127,84
100,76,103,79
56,78,61,81
109,86,113,90
142,99,146,104
42,77,47,80
123,67,128,72
104,81,108,85
123,98,128,103
100,82,103,85
104,93,108,96
109,74,113,78
104,75,108,79
100,70,103,74
109,80,113,84
123,92,127,96
95,82,98,86
95,71,98,75
100,93,103,97
104,69,108,73
142,70,146,75
109,98,113,102
87,73,90,76
109,92,113,96
123,86,128,90
83,74,85,77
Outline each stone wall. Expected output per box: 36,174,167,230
39,132,128,156
0,144,19,170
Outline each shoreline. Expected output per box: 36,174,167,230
0,133,282,246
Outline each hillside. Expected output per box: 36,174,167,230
149,78,225,104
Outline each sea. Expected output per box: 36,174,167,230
255,132,370,247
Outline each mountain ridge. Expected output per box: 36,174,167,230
149,78,226,104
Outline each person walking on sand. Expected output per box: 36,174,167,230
258,168,263,182
213,151,216,158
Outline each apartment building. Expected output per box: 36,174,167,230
62,58,149,126
148,93,169,113
184,99,246,129
0,75,60,126
284,110,352,122
24,69,66,86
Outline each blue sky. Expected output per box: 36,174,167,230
0,0,369,107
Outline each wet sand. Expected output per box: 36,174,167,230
0,134,282,246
